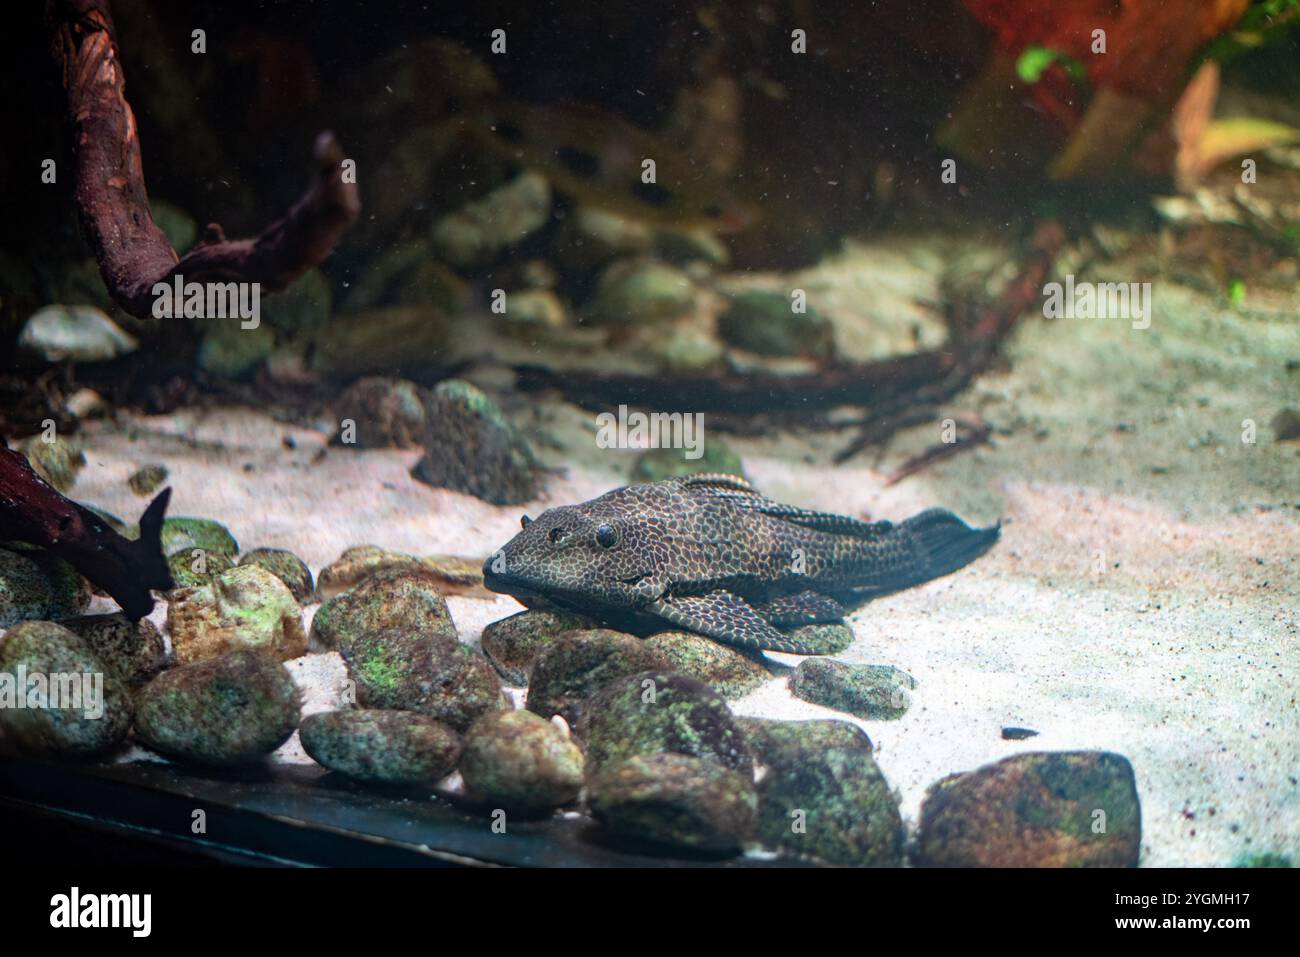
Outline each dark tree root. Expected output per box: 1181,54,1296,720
516,222,1064,461
48,0,359,320
0,444,173,620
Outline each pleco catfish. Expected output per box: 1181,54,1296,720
483,474,999,654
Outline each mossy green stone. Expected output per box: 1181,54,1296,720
588,753,757,854
161,517,239,559
480,609,598,686
642,631,772,699
133,650,301,766
460,710,585,813
576,670,752,774
914,751,1141,867
789,660,916,720
300,709,462,785
238,547,314,603
21,435,85,493
167,549,236,589
524,628,671,726
0,620,133,758
718,290,834,358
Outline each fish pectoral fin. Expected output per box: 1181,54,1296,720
755,590,846,627
650,590,800,652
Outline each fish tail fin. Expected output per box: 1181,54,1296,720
121,488,175,611
899,508,1000,587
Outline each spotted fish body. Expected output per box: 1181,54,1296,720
483,474,1000,654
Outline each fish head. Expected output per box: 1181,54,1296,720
483,500,661,613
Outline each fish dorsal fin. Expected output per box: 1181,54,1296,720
678,473,890,539
677,473,756,493
753,503,894,539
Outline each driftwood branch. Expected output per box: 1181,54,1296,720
0,444,173,620
47,0,360,319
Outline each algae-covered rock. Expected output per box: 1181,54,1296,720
500,289,570,340
642,320,725,373
331,376,429,449
789,660,916,720
588,753,757,854
160,516,239,559
55,613,167,686
299,708,462,785
167,549,236,589
642,631,771,699
311,570,505,730
412,643,509,732
913,751,1142,867
21,435,85,493
739,716,874,757
1272,407,1300,441
576,670,752,774
780,621,854,656
261,268,332,337
237,547,314,603
18,305,138,363
0,547,90,627
133,650,301,766
459,709,585,813
314,545,485,599
525,629,671,725
412,379,545,505
310,568,460,654
127,463,168,497
587,259,696,326
430,171,552,267
629,438,744,483
196,321,276,379
738,715,902,866
167,564,306,664
718,290,834,358
480,609,599,686
0,620,133,758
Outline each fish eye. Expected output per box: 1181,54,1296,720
548,527,568,544
595,524,619,548
520,515,533,529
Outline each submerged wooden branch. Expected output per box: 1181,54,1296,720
0,444,173,620
48,0,359,319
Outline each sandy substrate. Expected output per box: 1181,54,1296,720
54,241,1300,868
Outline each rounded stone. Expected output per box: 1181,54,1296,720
167,549,236,590
299,708,462,785
133,650,301,766
480,609,598,686
913,751,1142,867
789,660,917,720
160,516,240,559
21,435,85,493
331,377,428,449
642,631,772,699
576,670,752,774
127,464,168,497
737,716,903,866
238,547,315,603
55,613,167,686
460,709,585,813
587,753,757,854
525,629,671,726
167,564,307,664
0,620,133,758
